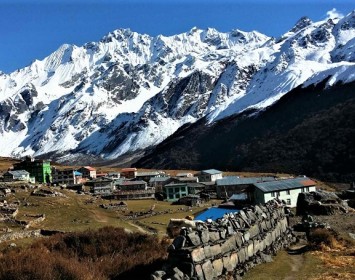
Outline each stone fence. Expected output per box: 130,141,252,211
152,201,295,280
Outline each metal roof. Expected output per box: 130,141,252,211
216,176,275,186
254,177,316,193
229,193,248,200
164,183,187,188
149,177,171,183
176,173,193,177
74,171,82,176
201,169,222,175
136,171,160,176
6,170,29,176
120,180,146,186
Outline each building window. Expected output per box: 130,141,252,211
286,190,290,195
306,187,310,192
286,199,291,205
301,188,305,193
271,192,275,197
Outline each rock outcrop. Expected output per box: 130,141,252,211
296,191,350,216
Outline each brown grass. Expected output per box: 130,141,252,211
0,227,168,280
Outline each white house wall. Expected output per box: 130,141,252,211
262,186,316,207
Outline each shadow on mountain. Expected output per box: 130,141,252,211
136,79,355,182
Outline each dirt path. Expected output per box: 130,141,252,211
89,209,109,223
127,221,151,234
283,253,306,280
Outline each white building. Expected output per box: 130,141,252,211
253,177,317,207
198,169,223,182
3,170,30,182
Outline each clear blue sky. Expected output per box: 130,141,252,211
0,0,354,73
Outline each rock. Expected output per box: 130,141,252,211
210,244,222,257
202,260,214,280
151,270,166,280
349,233,355,240
223,254,234,272
172,267,184,280
260,252,273,263
212,258,224,277
191,247,205,263
187,232,201,246
296,191,349,216
200,229,209,243
209,231,220,242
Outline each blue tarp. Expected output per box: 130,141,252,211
194,207,239,221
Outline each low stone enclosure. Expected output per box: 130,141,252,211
152,200,295,280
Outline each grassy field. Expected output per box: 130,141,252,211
1,184,215,235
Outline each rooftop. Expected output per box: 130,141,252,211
136,171,161,177
149,177,171,183
216,176,275,186
164,183,187,188
254,177,316,193
119,180,147,186
229,193,249,201
81,166,96,171
176,173,193,177
6,170,29,176
121,168,137,172
201,169,222,175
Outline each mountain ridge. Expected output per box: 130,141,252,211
0,11,354,165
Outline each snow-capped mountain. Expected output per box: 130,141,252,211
1,11,355,162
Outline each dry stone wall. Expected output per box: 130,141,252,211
152,201,295,280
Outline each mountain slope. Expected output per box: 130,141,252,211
136,79,355,182
0,11,355,163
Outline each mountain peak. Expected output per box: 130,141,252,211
290,16,313,33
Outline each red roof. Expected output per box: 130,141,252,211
83,166,96,171
121,168,137,172
300,179,316,187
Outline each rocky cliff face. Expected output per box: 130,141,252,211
0,11,355,163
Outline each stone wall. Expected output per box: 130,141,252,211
152,201,295,280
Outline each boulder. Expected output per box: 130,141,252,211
297,191,349,216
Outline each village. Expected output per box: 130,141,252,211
0,156,354,279
1,156,318,207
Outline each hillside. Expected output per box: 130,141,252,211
136,80,355,182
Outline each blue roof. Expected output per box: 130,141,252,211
216,176,275,186
194,207,239,221
201,169,222,175
74,171,82,176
